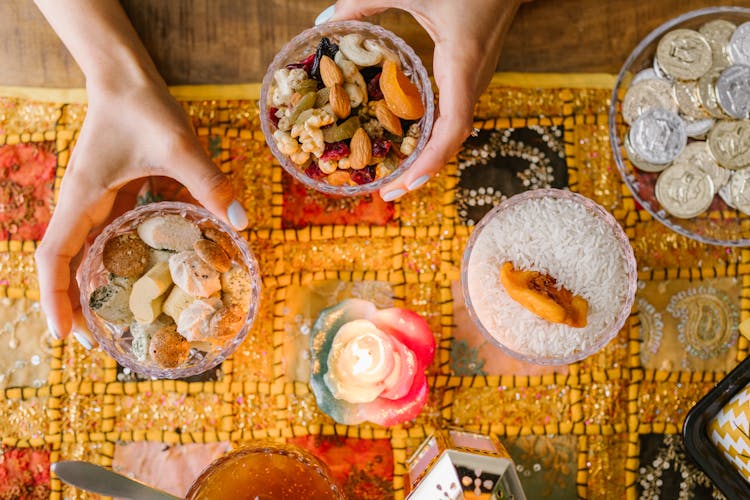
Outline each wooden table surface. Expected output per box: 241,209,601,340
2,0,750,87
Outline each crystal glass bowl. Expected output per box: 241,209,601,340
609,7,750,246
79,201,261,379
260,20,434,197
460,189,637,365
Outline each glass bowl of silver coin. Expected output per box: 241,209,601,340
610,7,750,246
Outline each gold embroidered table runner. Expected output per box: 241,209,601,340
0,74,741,499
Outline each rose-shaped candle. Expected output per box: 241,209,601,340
310,298,435,426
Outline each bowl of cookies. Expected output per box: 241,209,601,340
79,201,261,379
609,7,750,246
260,20,434,196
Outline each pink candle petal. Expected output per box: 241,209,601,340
371,307,436,365
352,371,429,427
379,338,416,401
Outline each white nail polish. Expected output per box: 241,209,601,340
382,189,406,202
227,200,248,230
315,4,336,25
73,330,93,350
46,318,60,340
408,175,430,191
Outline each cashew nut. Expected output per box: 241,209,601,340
339,34,383,67
363,39,401,67
334,52,359,80
344,82,367,108
318,159,338,174
400,136,418,156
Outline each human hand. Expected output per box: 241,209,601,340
316,0,523,201
35,76,247,347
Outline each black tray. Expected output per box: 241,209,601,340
683,355,750,500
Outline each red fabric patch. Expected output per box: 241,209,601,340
0,446,51,499
0,143,56,240
289,435,394,499
281,172,396,228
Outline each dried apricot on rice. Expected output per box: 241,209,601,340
379,60,424,120
499,262,588,328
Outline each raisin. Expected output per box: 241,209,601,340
371,138,392,158
360,66,381,83
305,162,326,180
350,165,376,185
311,37,339,82
320,141,351,161
367,72,384,101
269,107,280,128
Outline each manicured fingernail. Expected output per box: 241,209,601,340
315,4,336,25
408,175,430,191
73,330,93,350
46,319,61,340
227,200,248,230
381,189,406,202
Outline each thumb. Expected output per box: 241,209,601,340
168,144,248,231
317,1,400,23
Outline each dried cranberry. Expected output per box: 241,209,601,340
371,138,392,158
320,141,350,161
311,37,339,82
305,162,326,180
300,53,316,75
350,165,376,185
367,72,384,101
269,107,280,128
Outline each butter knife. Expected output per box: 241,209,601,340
52,461,182,500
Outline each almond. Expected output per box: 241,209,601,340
329,84,351,119
349,128,372,170
374,100,403,136
319,55,344,87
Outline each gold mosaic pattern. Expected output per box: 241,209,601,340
0,76,744,499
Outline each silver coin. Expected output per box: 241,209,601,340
623,79,677,124
716,64,750,119
699,19,736,68
632,68,662,85
653,57,673,81
727,167,750,215
718,177,736,208
685,118,715,139
655,162,714,218
672,80,709,120
656,29,713,80
674,141,730,188
624,133,669,172
708,120,750,169
697,68,729,118
728,21,750,65
629,108,687,165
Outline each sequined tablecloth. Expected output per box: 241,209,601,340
0,74,742,499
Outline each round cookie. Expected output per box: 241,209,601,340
194,239,232,273
209,304,245,339
149,324,190,368
102,232,150,278
201,226,238,260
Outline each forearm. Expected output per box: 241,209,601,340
34,0,162,91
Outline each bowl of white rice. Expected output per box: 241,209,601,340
461,189,637,365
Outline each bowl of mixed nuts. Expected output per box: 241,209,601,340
260,20,435,196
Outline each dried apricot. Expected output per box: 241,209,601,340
379,60,424,120
499,262,588,328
